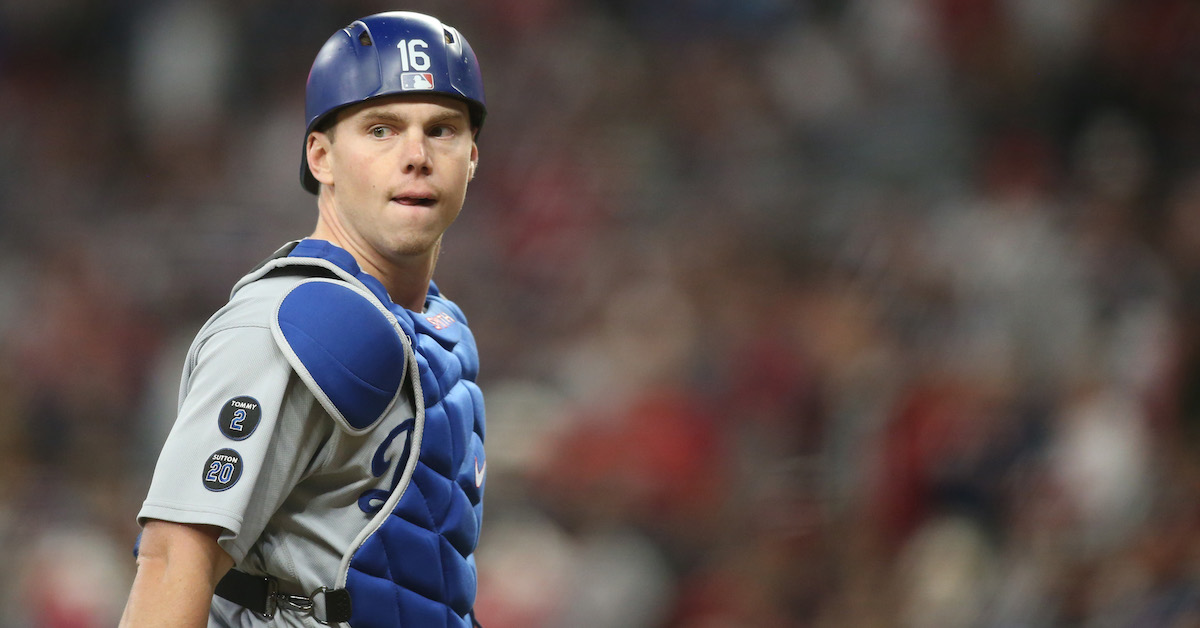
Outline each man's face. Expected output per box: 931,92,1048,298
309,95,477,265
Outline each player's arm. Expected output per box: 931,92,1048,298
119,519,234,627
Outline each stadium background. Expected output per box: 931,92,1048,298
4,0,1200,625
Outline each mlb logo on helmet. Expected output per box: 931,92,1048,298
401,72,435,90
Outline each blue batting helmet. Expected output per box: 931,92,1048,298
301,11,487,194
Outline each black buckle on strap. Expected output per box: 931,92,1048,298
215,569,352,624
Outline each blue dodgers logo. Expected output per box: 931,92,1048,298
203,449,243,492
218,396,262,440
357,418,416,513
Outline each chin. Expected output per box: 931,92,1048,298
382,237,438,260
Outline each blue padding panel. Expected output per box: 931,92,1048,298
277,281,405,430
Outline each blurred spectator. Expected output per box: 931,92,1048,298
6,0,1200,625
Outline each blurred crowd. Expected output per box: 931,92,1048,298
4,0,1200,626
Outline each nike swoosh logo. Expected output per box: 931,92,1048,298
474,457,486,488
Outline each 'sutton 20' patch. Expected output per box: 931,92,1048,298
203,449,243,491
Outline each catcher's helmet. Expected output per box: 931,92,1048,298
301,11,487,194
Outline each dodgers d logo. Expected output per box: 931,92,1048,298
358,418,415,513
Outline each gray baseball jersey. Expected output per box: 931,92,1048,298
138,270,417,627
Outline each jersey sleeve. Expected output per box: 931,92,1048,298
138,322,329,564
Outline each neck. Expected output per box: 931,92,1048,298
310,205,437,312
362,243,439,312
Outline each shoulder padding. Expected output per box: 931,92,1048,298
271,278,408,433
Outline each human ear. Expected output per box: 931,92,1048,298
307,132,334,186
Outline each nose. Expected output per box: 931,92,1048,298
400,130,432,175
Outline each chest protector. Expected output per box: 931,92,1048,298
247,240,486,627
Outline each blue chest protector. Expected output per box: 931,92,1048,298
265,240,486,627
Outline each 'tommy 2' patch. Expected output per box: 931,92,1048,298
218,396,261,440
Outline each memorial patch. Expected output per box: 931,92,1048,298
218,396,262,440
202,448,243,492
